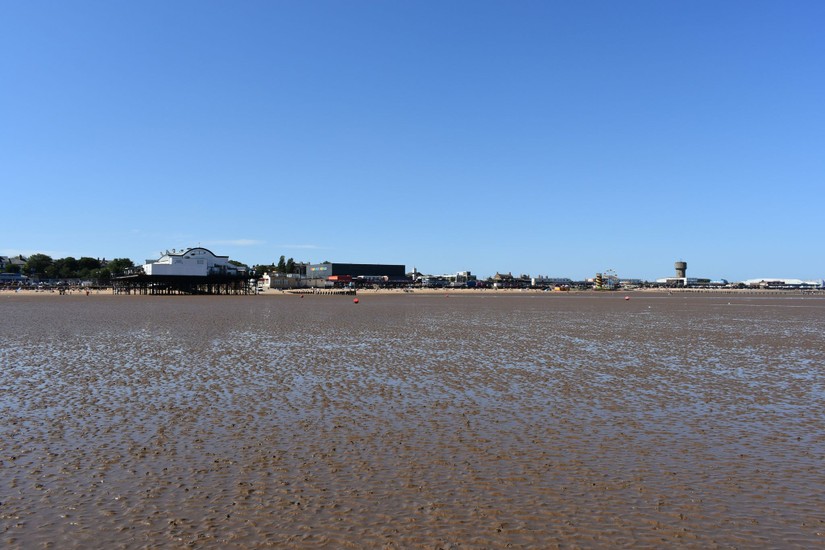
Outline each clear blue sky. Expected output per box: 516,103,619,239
2,1,823,281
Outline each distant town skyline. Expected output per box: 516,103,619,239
3,247,822,285
3,2,824,282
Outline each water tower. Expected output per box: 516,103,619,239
675,261,687,278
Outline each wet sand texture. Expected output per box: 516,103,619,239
2,294,824,548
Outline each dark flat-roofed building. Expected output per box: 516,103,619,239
307,263,410,287
307,262,406,280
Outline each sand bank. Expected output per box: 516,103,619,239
2,294,824,547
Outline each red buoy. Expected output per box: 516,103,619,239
624,296,630,300
353,298,359,304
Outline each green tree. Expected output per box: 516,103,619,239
277,255,286,273
286,257,295,274
57,257,79,278
106,258,135,277
4,263,20,274
77,256,101,277
253,264,274,278
228,260,249,273
94,267,112,282
25,254,53,277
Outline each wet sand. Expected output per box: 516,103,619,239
2,293,824,547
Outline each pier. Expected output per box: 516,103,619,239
112,274,254,295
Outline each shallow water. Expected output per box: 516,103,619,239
1,293,824,547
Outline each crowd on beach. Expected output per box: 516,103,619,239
0,281,105,295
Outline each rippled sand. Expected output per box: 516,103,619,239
1,293,824,548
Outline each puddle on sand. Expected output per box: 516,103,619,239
1,294,824,547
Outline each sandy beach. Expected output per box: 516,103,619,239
2,292,824,547
4,284,823,298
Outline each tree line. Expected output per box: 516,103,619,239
7,254,135,281
9,252,309,281
252,255,302,278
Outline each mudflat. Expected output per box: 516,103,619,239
2,293,824,547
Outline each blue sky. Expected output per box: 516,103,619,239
2,1,823,281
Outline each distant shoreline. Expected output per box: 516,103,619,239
4,287,824,298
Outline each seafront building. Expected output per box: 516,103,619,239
0,255,27,272
262,272,307,290
4,248,824,292
532,276,574,287
258,262,409,290
305,262,409,287
655,260,713,287
112,247,251,295
740,278,824,289
417,270,478,288
141,247,245,277
0,255,29,285
0,273,28,283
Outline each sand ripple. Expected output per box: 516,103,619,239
1,294,824,547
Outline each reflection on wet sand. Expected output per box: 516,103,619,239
2,294,824,547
